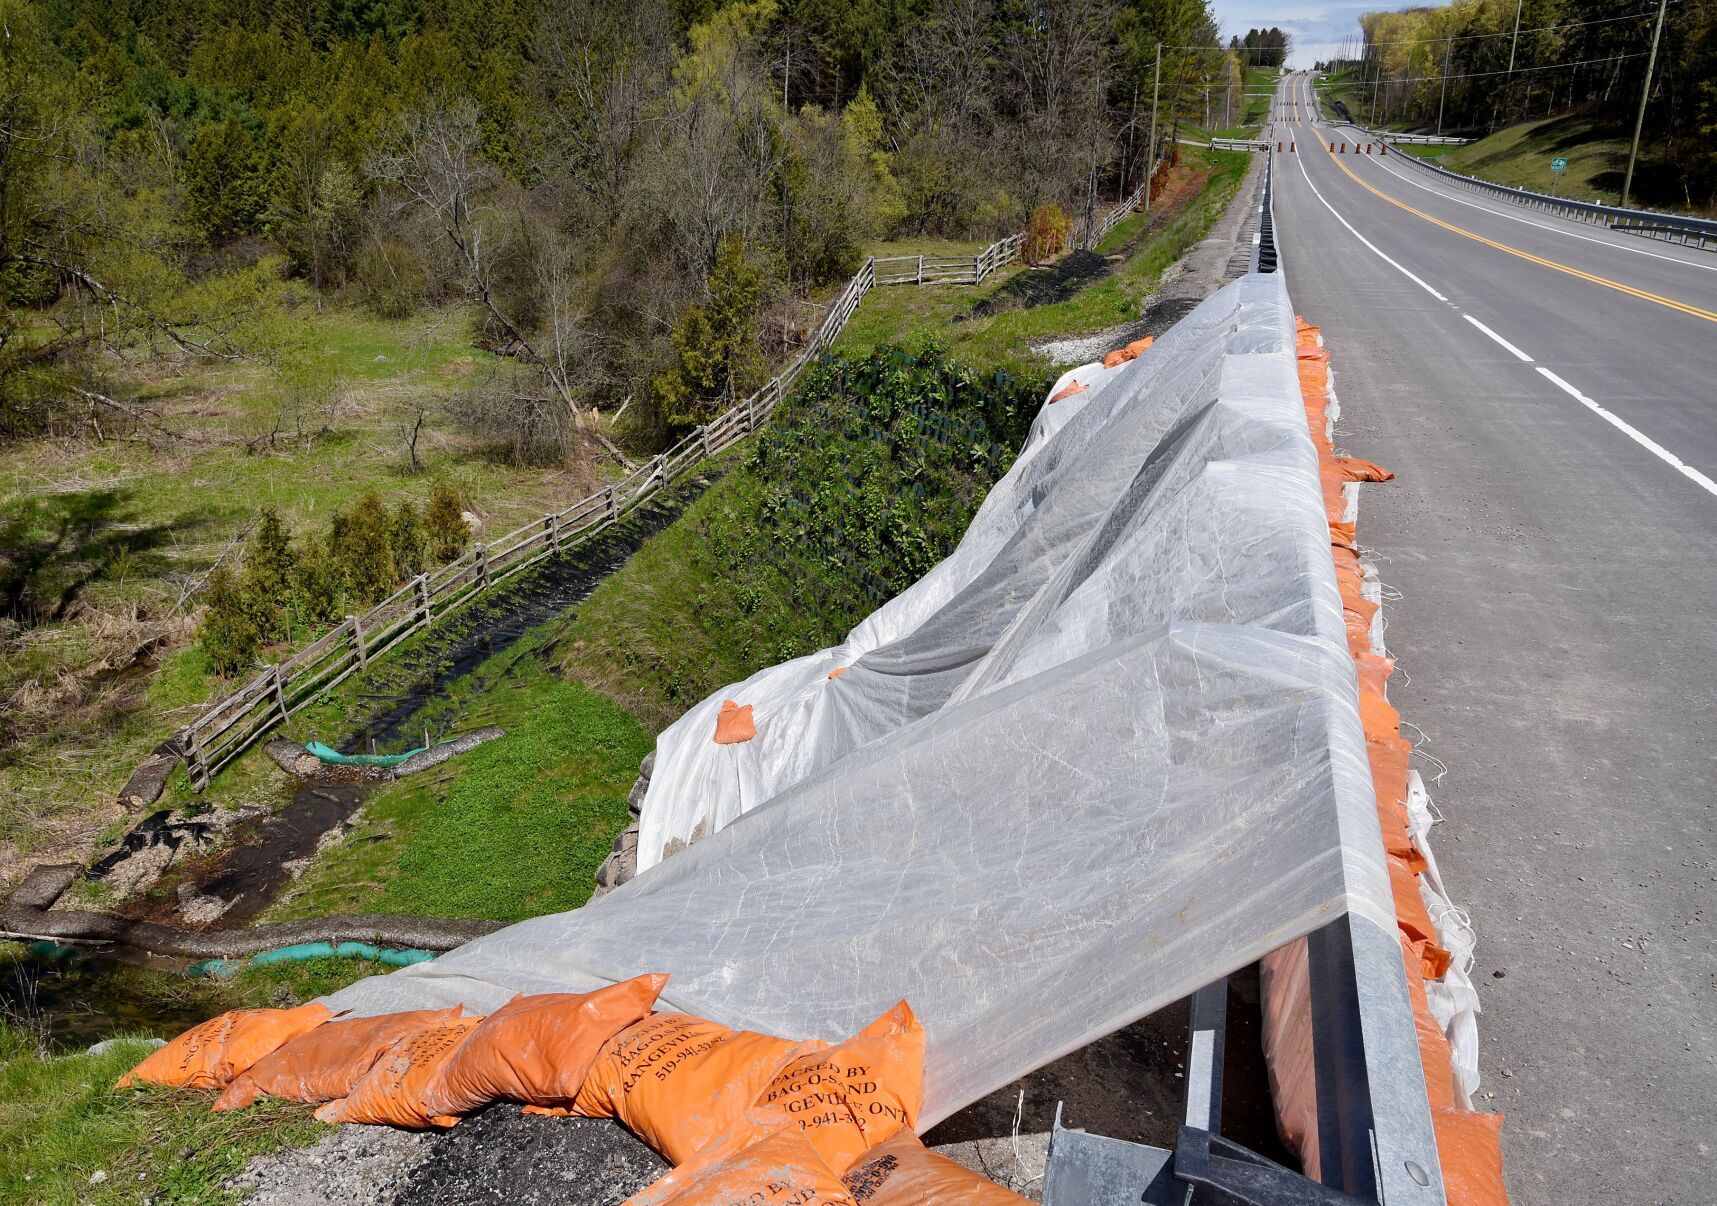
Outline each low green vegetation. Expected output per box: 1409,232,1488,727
555,347,1044,732
0,1020,318,1205
271,633,648,923
1423,115,1675,210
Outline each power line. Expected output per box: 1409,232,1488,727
1351,3,1678,51
1343,50,1648,88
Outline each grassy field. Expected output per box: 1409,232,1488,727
267,627,649,924
0,293,634,881
1426,114,1637,208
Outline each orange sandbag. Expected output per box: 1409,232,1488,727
1334,455,1394,482
1433,1108,1510,1206
314,1014,483,1128
117,1002,333,1091
214,1006,461,1110
624,1125,853,1206
1048,380,1088,404
841,1129,1029,1203
752,1001,925,1172
714,699,756,744
1102,348,1133,368
570,1012,811,1163
1125,336,1154,357
424,975,667,1116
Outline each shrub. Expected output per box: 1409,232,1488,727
201,565,262,675
1023,203,1071,265
426,482,469,563
292,533,344,624
239,509,297,640
391,500,427,579
332,492,396,605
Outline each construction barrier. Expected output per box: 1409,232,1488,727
121,277,1505,1201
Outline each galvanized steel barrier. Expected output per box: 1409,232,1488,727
1378,133,1717,251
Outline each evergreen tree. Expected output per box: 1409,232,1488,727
331,491,397,604
239,508,297,639
201,565,262,674
391,498,427,578
654,235,765,430
425,482,469,563
184,114,268,241
292,531,345,623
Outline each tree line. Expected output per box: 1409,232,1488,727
1335,1,1717,204
0,0,1246,469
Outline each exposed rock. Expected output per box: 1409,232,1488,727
591,824,639,899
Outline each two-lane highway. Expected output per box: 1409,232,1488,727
1266,70,1717,1203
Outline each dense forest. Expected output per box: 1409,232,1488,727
1336,0,1717,201
0,0,1244,476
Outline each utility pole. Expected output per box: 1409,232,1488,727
1145,42,1162,211
1437,37,1452,135
1507,0,1523,75
1622,0,1668,209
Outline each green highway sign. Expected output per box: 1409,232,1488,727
1550,157,1568,173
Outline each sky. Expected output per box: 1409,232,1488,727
1215,1,1390,69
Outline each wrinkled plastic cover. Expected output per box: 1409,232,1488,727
321,274,1395,1125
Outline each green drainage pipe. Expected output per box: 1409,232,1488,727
190,942,436,978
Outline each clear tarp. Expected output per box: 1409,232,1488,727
321,273,1395,1127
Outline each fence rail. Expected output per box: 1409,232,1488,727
1076,181,1148,251
171,229,1040,788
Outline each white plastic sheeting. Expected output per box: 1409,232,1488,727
320,273,1401,1127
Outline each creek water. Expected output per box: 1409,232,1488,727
8,478,711,1049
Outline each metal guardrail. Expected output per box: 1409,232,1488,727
1379,134,1717,251
170,233,1036,789
1252,150,1278,274
1373,132,1470,146
1211,136,1270,152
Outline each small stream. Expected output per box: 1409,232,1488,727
8,475,713,1049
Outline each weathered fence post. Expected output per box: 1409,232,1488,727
269,664,288,722
187,725,208,791
545,514,559,551
917,255,924,284
416,574,432,627
700,424,711,456
348,614,368,668
477,543,491,588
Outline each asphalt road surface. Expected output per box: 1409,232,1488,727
1266,70,1717,1204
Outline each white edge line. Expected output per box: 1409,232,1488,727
1536,367,1717,497
1291,149,1450,303
1462,315,1534,362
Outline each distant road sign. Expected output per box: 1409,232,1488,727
1551,157,1568,173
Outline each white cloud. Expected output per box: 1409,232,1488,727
1214,0,1377,68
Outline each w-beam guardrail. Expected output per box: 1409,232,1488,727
1381,135,1717,251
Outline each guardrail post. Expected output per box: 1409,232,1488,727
416,573,431,626
348,614,368,668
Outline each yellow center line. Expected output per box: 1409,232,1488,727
1315,139,1717,325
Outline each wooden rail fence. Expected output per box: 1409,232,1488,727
172,231,1041,789
170,163,1163,791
